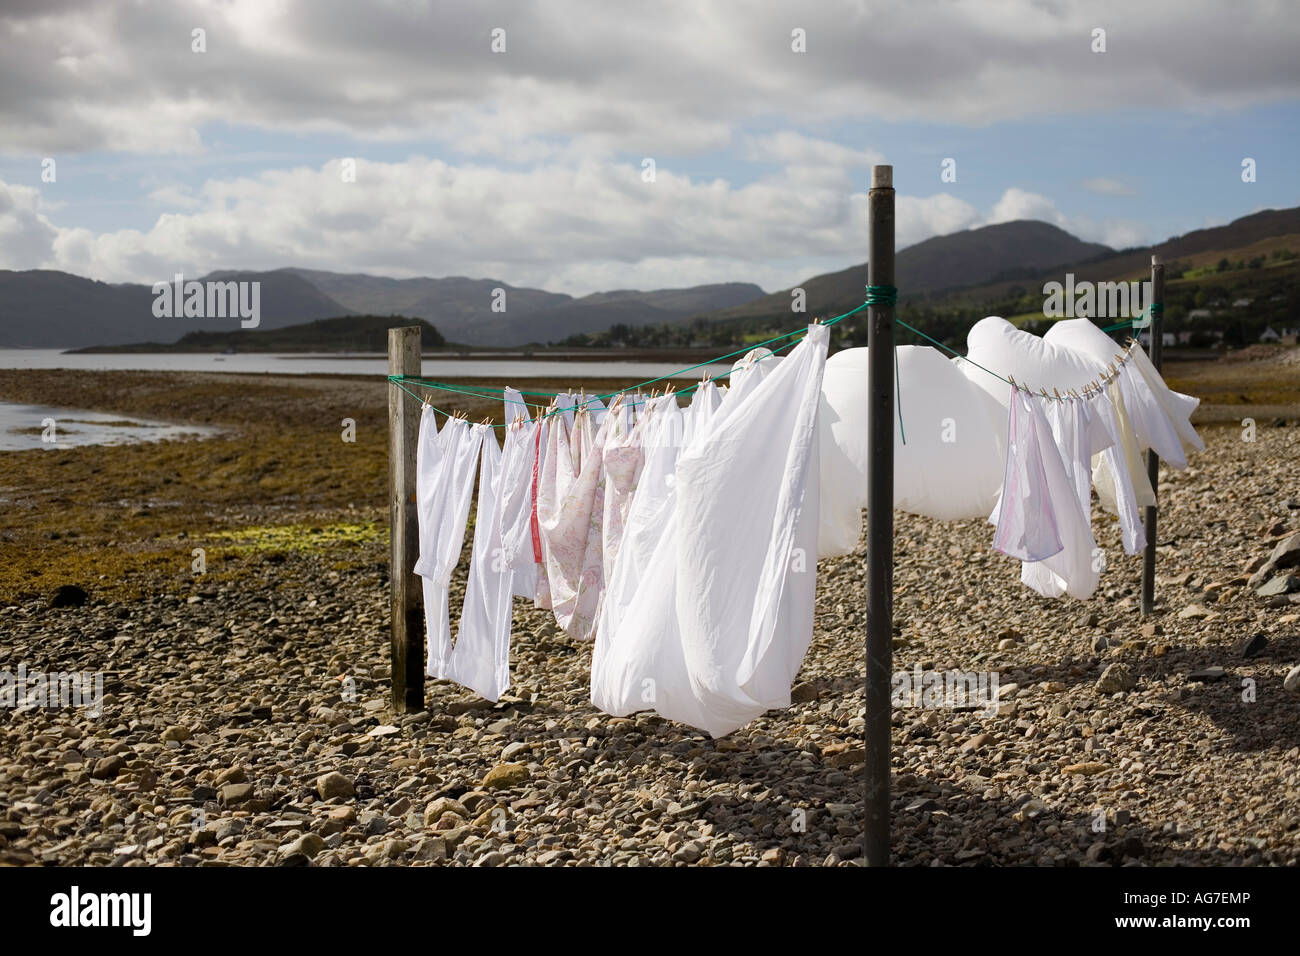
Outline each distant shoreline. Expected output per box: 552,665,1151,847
65,345,729,363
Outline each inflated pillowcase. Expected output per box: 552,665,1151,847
818,345,1008,557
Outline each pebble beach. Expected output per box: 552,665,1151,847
1,354,1298,867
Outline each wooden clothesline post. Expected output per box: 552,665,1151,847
1141,255,1165,615
864,164,895,867
389,325,424,712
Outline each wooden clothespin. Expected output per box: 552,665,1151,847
1053,388,1062,401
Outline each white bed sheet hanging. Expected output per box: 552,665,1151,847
446,427,512,700
591,323,829,738
500,388,538,599
416,416,485,678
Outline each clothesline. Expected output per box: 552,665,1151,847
407,308,1203,735
388,299,873,427
415,320,837,733
387,290,1151,424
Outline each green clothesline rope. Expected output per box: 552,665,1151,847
387,294,883,426
390,299,873,404
895,317,1014,386
1102,301,1162,333
389,284,1143,429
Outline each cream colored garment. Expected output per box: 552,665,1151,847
538,407,610,640
1093,378,1156,513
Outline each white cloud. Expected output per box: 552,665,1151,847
897,192,983,246
1,0,1297,156
0,182,59,268
145,183,202,209
989,187,1065,226
1082,177,1136,197
4,156,1151,293
743,132,882,170
987,186,1147,249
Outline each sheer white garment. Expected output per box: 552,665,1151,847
538,407,609,640
594,396,683,649
530,414,554,610
1093,378,1156,516
990,388,1065,564
1044,318,1203,463
591,324,829,738
1016,397,1101,599
445,430,512,700
555,392,578,429
500,389,538,599
1129,344,1204,458
1122,361,1187,467
728,347,778,398
416,416,486,677
1087,386,1147,555
682,380,724,450
600,397,645,587
582,395,608,427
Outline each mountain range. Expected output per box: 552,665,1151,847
1,207,1296,349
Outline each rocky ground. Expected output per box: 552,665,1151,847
1,360,1298,866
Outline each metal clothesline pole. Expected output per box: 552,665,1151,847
864,164,895,866
1141,255,1165,615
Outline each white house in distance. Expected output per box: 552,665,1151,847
1138,331,1177,348
1259,326,1300,344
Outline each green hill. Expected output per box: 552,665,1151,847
72,315,444,353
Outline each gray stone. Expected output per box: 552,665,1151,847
1257,574,1300,597
1267,532,1300,570
219,783,254,806
424,798,468,827
316,772,355,800
501,741,529,761
790,681,821,703
480,763,529,789
1096,663,1136,695
1233,633,1269,659
91,755,127,780
413,837,447,862
281,833,325,859
1284,665,1300,694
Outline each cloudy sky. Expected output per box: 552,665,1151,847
1,0,1298,294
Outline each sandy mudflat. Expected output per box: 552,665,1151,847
0,353,1298,866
